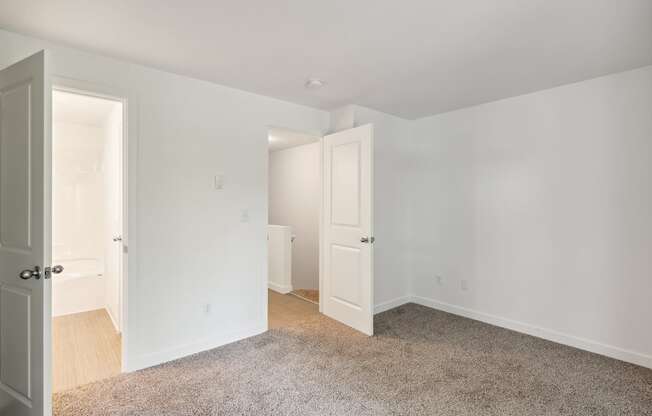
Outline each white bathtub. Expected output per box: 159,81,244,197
54,257,103,281
52,258,105,317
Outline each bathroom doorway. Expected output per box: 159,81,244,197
51,89,125,392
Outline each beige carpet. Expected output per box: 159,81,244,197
54,304,652,415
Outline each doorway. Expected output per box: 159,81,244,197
50,89,125,392
267,127,322,328
266,124,375,334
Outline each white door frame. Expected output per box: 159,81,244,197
50,77,130,372
318,135,324,314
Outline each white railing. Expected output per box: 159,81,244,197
268,225,293,294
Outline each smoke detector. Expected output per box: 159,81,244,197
305,78,325,89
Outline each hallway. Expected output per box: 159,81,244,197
268,289,319,329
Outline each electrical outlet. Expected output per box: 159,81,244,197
461,279,469,291
435,275,443,285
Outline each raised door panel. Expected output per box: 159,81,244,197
0,285,31,401
329,244,361,308
0,82,32,252
330,142,361,227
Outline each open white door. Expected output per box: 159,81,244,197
0,51,51,416
322,124,374,335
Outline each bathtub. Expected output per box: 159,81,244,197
54,257,103,281
52,258,105,317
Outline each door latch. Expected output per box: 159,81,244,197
44,265,64,279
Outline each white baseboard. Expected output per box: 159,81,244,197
126,322,267,372
124,294,651,373
374,296,412,314
410,295,652,370
268,281,292,294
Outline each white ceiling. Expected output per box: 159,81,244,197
268,127,320,153
3,1,652,119
53,90,121,126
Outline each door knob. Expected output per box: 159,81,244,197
360,236,375,243
113,236,122,242
19,266,42,280
44,265,64,279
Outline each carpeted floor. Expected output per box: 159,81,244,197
54,304,652,416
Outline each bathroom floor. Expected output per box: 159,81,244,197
52,309,121,392
290,289,319,304
268,289,319,329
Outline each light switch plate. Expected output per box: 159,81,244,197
214,174,224,190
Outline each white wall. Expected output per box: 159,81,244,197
0,28,329,371
408,66,652,367
52,121,106,316
268,142,320,290
52,122,105,264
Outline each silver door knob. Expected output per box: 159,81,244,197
360,236,375,243
44,265,64,279
50,265,64,274
19,266,41,280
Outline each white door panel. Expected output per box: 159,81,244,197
0,286,31,399
0,82,32,251
0,51,49,416
322,124,373,335
330,245,361,307
330,141,361,226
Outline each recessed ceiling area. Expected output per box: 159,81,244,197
3,1,652,119
268,127,320,153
